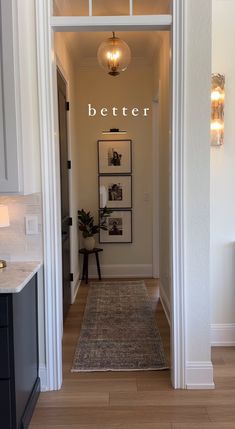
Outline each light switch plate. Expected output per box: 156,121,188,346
25,215,39,235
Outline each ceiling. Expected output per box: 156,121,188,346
54,0,171,16
54,1,170,64
63,31,164,65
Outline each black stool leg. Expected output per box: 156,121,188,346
82,255,86,280
95,252,102,280
85,254,89,284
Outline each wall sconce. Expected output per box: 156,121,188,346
211,73,225,146
0,205,10,268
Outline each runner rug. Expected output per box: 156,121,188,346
71,281,168,372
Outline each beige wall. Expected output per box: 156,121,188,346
55,33,80,299
153,33,171,308
76,62,153,276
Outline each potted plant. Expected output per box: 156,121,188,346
78,207,112,250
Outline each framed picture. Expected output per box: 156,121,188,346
99,210,132,243
99,175,132,209
98,139,132,174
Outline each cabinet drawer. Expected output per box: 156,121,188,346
0,327,10,378
0,296,9,326
0,379,12,428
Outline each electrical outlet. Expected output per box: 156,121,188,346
25,215,39,235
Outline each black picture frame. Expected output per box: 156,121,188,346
97,139,132,175
99,175,132,209
99,209,132,244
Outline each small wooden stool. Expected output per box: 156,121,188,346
79,248,103,284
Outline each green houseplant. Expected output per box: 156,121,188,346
78,207,112,250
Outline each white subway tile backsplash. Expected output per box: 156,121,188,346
0,193,42,262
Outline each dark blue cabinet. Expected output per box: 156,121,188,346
0,275,40,428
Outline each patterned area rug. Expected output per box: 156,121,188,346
71,281,168,372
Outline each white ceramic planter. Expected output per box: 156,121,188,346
83,236,95,251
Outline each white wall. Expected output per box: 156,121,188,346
211,0,235,345
55,33,81,300
76,61,153,277
184,0,213,388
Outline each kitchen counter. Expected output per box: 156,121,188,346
0,261,42,293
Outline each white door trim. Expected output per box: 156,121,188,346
36,0,63,390
51,15,172,31
171,0,186,388
35,0,186,390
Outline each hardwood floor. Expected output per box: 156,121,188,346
30,279,235,429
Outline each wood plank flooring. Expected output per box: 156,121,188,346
29,279,235,429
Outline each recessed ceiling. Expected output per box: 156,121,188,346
54,0,171,16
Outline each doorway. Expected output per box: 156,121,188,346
36,1,186,391
55,26,171,378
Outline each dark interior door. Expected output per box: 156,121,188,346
57,68,71,321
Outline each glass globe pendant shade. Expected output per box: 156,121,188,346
97,32,131,76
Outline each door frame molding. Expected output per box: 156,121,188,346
171,0,186,388
35,0,186,390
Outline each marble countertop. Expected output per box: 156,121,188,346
0,261,42,293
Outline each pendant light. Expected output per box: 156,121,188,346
97,32,131,76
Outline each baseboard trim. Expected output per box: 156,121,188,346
39,365,48,391
87,264,153,278
159,283,171,326
186,361,215,389
211,323,235,346
71,272,81,304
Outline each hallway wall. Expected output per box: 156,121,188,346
153,33,171,320
76,61,153,277
211,0,235,344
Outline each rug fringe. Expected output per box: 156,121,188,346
71,366,170,373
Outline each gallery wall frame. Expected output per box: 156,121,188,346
97,139,132,175
99,209,132,243
99,175,132,209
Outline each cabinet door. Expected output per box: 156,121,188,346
0,380,12,428
0,327,10,378
13,275,39,426
0,0,22,193
0,296,9,326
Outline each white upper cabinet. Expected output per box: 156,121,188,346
0,0,41,194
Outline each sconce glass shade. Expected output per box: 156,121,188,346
97,33,131,76
211,74,225,146
0,205,10,227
